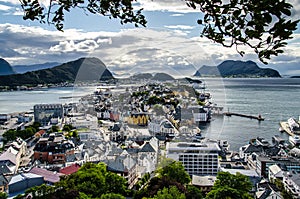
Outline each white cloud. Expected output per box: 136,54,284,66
50,40,100,53
0,23,299,76
165,25,194,30
0,4,11,10
134,0,197,13
170,13,184,17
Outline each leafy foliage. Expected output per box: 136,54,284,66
274,178,294,199
134,159,200,199
3,122,40,143
186,0,299,64
100,193,126,199
19,0,299,64
20,0,146,31
185,185,203,199
156,160,191,185
62,124,75,132
150,186,186,199
24,162,129,199
0,192,7,199
206,172,253,199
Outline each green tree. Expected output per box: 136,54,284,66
206,172,253,199
150,186,186,199
134,160,191,199
63,124,75,132
3,129,16,142
60,163,107,198
0,192,7,199
100,193,126,199
274,178,293,199
157,161,191,185
185,185,203,199
50,125,59,133
19,0,299,63
24,162,129,199
104,171,128,195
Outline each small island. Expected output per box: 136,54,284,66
194,60,281,78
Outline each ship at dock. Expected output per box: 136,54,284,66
279,117,300,136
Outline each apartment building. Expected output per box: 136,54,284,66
166,141,221,176
34,104,63,126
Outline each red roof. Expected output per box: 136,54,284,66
34,130,46,137
29,167,64,183
59,164,81,175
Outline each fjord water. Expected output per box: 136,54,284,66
202,78,300,150
0,78,299,150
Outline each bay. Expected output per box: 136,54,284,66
0,78,300,151
0,86,96,114
202,78,300,150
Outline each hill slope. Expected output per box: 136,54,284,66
0,57,114,86
194,60,281,77
0,58,15,76
13,62,60,74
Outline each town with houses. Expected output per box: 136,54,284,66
0,78,300,199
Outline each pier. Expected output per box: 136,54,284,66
224,112,264,121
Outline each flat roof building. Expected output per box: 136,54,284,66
34,104,63,126
166,142,221,176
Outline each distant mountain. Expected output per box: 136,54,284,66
194,60,281,77
13,62,60,74
152,73,175,81
127,72,175,81
0,57,114,87
0,58,15,76
130,73,153,80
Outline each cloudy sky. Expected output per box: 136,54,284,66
0,0,299,76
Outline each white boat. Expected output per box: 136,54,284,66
256,137,270,147
218,140,230,151
288,118,300,134
289,135,300,146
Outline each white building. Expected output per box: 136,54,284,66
166,141,221,176
268,164,284,182
69,114,98,129
148,117,162,135
283,171,300,198
33,104,63,126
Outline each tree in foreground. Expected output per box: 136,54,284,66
134,159,203,199
156,160,191,185
206,171,253,199
0,192,7,199
19,0,299,64
24,162,129,199
150,186,186,199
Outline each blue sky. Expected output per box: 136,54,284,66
0,0,299,76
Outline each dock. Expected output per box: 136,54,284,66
224,112,264,121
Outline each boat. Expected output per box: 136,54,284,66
256,137,270,147
288,118,300,134
279,127,285,133
289,135,300,146
280,117,300,135
194,132,202,139
218,140,230,151
272,135,285,146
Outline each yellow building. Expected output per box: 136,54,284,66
128,113,150,126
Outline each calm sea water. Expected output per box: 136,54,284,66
0,78,299,150
202,78,300,150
